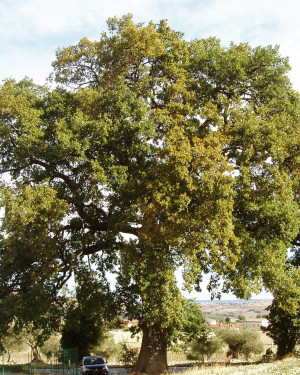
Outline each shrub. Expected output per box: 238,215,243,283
293,347,300,357
118,342,139,367
262,348,276,363
216,328,264,360
187,335,224,362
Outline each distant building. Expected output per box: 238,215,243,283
121,319,139,329
205,318,217,326
246,318,268,328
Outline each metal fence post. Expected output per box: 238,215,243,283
0,350,5,375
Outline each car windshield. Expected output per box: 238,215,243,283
84,357,104,365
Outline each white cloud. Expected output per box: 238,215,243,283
1,0,299,100
0,0,298,42
0,0,154,41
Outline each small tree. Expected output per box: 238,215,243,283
241,332,265,360
118,343,139,368
2,324,52,363
187,335,224,362
216,328,264,360
26,332,45,363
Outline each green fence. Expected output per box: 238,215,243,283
0,348,79,375
0,351,4,375
48,348,79,375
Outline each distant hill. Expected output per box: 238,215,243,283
196,299,272,304
196,299,272,320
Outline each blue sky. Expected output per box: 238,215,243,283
1,0,297,300
1,0,300,90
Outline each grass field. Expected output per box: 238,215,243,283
173,358,300,375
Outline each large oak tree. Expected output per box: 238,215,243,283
0,15,299,374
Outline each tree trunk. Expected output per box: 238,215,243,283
231,349,239,359
30,344,44,363
132,326,168,375
7,350,14,364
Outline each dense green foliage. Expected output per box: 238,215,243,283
0,14,299,373
264,300,300,358
61,269,117,359
118,343,139,367
264,241,300,358
179,302,208,342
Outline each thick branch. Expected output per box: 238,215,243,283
80,242,124,256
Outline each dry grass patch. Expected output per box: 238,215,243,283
172,358,300,375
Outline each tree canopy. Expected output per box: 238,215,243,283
0,14,299,374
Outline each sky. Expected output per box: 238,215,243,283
1,0,300,90
1,0,298,300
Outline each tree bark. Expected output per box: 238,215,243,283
30,344,44,363
132,326,168,375
7,350,14,364
231,349,239,359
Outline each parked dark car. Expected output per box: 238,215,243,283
80,356,108,375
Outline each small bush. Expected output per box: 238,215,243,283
293,347,300,358
187,335,224,362
118,342,139,367
262,348,275,363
